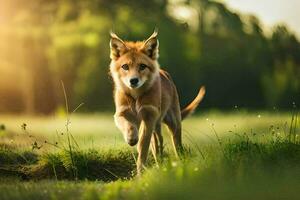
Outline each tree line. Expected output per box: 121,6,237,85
0,0,299,114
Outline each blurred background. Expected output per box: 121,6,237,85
0,0,299,115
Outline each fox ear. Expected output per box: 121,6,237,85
142,30,159,60
110,32,127,60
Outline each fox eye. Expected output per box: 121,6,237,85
121,64,129,70
139,64,147,71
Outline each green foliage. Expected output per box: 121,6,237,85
0,0,299,113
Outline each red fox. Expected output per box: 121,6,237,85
109,30,205,174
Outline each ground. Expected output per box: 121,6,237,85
0,111,299,200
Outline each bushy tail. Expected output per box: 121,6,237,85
181,86,206,120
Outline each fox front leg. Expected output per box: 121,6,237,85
114,107,139,146
136,105,159,174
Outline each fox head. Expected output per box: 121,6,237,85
109,31,160,93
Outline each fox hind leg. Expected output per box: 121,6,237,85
164,110,183,157
151,123,163,158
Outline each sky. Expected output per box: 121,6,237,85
219,0,300,37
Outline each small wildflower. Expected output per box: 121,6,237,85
271,131,275,135
206,118,209,121
257,115,261,118
277,132,280,136
32,141,42,150
21,123,27,130
194,167,199,171
32,141,38,150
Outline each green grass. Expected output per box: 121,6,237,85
0,111,293,148
0,112,299,200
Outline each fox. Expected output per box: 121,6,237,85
109,30,205,174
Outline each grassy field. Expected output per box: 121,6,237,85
0,111,299,200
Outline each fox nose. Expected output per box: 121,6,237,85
130,78,139,86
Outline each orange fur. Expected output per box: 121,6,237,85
109,31,205,174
